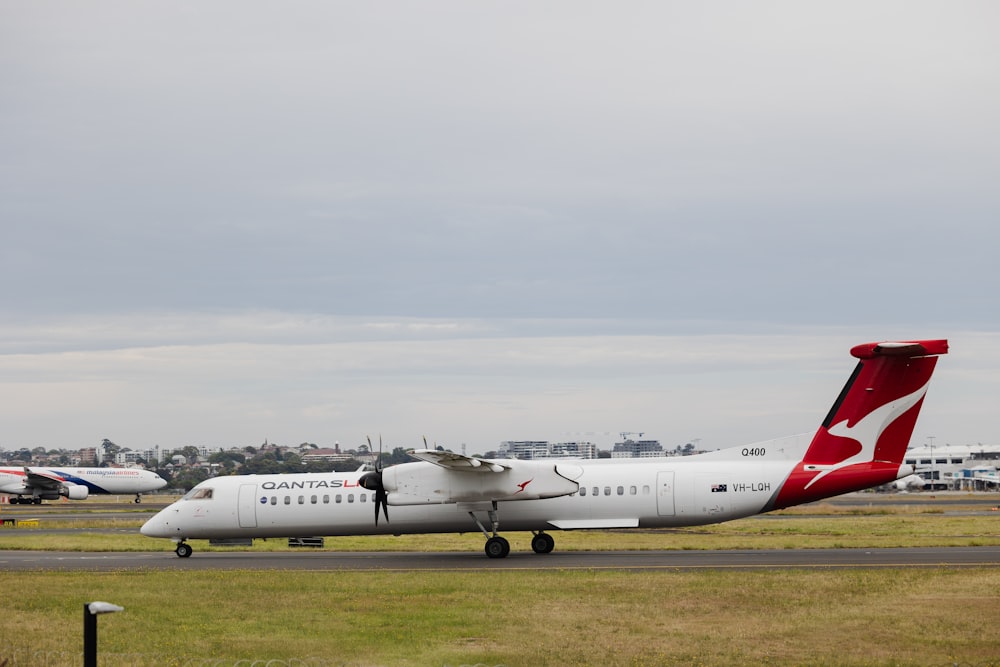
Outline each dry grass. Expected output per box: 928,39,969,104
0,568,998,666
2,495,999,665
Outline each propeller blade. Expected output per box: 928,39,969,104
375,435,387,524
358,443,389,526
376,488,388,525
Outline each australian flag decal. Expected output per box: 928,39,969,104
711,483,728,493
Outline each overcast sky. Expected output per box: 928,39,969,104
1,2,998,456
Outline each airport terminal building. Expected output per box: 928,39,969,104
902,443,1000,491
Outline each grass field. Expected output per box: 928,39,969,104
1,494,999,666
1,568,998,666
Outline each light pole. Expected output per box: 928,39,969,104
83,601,124,667
927,436,936,490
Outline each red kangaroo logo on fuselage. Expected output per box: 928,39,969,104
514,479,533,494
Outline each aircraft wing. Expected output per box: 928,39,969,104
385,451,576,505
24,467,67,491
407,449,510,473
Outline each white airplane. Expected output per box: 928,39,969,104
142,339,948,558
0,466,167,504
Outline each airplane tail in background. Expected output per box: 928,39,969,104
769,339,948,509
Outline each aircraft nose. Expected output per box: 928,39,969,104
140,511,172,537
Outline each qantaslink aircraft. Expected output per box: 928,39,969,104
141,339,948,558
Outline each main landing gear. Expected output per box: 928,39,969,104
531,531,555,554
467,501,556,558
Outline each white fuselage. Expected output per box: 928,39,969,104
0,466,167,499
141,441,810,541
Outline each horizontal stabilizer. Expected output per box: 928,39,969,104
850,339,948,359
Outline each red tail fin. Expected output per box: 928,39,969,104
771,339,948,509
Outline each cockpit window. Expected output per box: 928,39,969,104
184,488,213,500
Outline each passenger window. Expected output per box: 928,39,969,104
348,494,355,503
642,485,650,495
283,496,290,505
604,486,611,496
270,496,277,505
629,486,637,495
360,493,367,503
617,486,624,496
323,494,330,504
310,495,317,504
298,495,304,505
335,494,342,504
592,487,598,496
580,487,587,497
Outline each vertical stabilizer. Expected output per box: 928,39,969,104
769,339,948,509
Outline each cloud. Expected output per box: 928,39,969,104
0,312,992,451
0,3,997,450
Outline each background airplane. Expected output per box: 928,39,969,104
141,339,947,558
0,466,167,504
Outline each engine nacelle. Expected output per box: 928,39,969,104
63,485,89,500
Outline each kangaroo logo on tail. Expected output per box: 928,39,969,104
805,379,931,489
770,339,948,509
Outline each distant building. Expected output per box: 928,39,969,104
114,450,145,466
903,443,1000,490
611,438,663,459
498,441,598,460
550,441,599,459
498,441,549,459
302,448,354,464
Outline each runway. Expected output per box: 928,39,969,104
1,546,997,572
2,493,997,572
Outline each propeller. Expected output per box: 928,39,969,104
358,435,389,525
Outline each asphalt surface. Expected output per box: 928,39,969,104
1,546,997,571
2,492,997,572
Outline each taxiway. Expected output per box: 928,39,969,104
1,546,997,571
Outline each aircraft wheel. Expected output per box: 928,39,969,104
484,536,510,559
531,532,555,554
175,543,193,558
134,497,142,504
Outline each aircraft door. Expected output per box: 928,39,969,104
238,484,258,528
656,471,675,516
